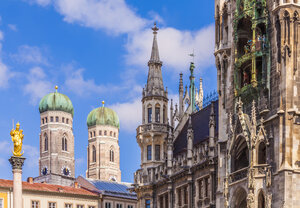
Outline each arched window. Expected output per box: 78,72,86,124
258,142,266,164
163,106,166,124
44,134,48,151
114,132,116,137
148,105,152,123
155,104,160,123
258,191,265,208
110,149,114,162
99,130,102,135
110,131,112,136
233,187,247,208
222,4,228,45
92,145,96,162
62,135,67,151
104,131,107,136
231,136,249,172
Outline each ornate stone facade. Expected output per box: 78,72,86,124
215,0,300,207
133,24,218,208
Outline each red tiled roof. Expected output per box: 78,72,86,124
0,179,98,197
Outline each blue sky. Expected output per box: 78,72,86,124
0,0,216,182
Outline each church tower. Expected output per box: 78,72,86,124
138,23,169,170
34,86,75,186
86,101,121,182
215,0,300,207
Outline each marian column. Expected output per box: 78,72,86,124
8,122,25,208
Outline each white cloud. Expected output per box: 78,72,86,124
51,0,147,35
24,67,52,104
12,45,49,65
8,24,17,31
126,25,215,71
109,98,141,133
24,0,52,6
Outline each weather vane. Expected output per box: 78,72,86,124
189,49,195,63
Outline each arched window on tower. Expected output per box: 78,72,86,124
110,148,114,162
92,145,96,162
258,142,266,164
62,135,67,151
148,105,152,123
155,104,160,123
163,105,166,124
44,134,48,151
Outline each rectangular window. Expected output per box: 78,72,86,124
178,188,182,206
165,194,168,208
99,130,102,135
32,201,39,208
90,132,92,138
148,108,152,123
155,145,160,161
147,145,152,160
42,118,44,124
155,107,160,122
62,117,65,123
0,199,3,208
184,186,188,205
45,117,48,123
145,199,150,208
50,117,53,122
116,204,123,208
66,118,69,124
65,204,72,208
199,180,202,199
77,205,84,208
205,177,209,198
127,206,133,208
56,116,59,122
93,131,95,137
105,202,111,208
88,206,95,208
49,202,56,208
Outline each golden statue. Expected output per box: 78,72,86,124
10,122,24,157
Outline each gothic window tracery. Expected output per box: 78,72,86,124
258,190,266,208
155,104,160,123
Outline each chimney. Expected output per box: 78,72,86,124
27,177,33,184
74,182,79,188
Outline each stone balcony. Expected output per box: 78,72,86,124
136,123,169,136
229,167,248,184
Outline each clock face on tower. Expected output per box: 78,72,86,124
41,166,48,175
61,166,70,176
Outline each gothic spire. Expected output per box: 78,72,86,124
145,23,166,98
149,22,161,64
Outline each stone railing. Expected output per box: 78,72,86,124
136,123,169,135
229,167,248,184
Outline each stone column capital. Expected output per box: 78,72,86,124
9,156,26,170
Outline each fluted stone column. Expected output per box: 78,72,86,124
9,156,25,208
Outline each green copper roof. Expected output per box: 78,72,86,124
39,92,74,116
87,107,119,128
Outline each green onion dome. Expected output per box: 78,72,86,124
39,87,74,116
87,104,119,128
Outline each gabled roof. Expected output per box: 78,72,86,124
76,176,137,200
173,101,219,156
0,179,98,197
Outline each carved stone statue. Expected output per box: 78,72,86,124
10,122,24,157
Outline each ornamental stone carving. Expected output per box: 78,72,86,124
9,156,26,170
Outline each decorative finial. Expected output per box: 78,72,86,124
102,100,105,107
55,85,58,92
152,22,159,34
189,49,195,63
10,121,24,157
